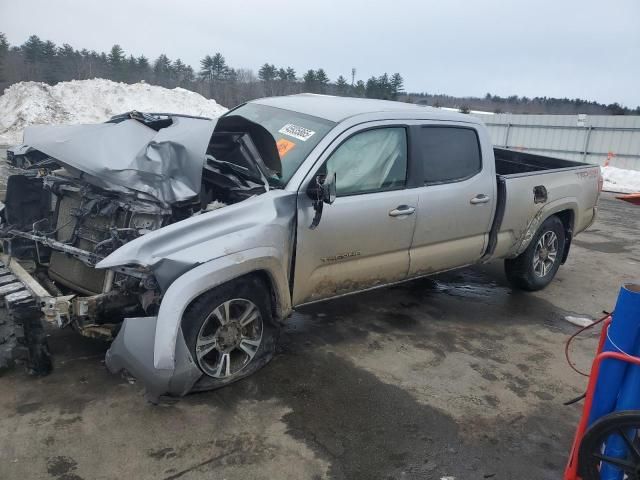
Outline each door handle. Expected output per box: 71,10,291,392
389,205,416,217
470,194,490,205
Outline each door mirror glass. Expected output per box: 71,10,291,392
307,173,336,229
322,172,337,205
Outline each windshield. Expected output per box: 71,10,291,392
223,103,335,185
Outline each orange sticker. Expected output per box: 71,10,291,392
277,138,296,158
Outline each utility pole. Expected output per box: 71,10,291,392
351,67,356,86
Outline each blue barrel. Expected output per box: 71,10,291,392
591,284,640,480
600,296,640,480
588,284,640,425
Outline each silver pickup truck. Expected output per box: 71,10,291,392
0,95,601,400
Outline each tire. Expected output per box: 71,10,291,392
0,303,51,376
13,303,52,375
0,313,20,372
578,410,640,480
505,215,566,291
182,275,279,391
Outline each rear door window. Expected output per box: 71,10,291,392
416,127,482,184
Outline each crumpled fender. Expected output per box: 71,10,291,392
96,190,296,289
152,247,291,370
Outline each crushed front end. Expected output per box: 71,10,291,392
0,111,281,394
1,169,172,343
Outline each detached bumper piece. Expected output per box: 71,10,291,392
0,259,52,375
106,317,202,403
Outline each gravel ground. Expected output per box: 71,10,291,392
0,149,637,479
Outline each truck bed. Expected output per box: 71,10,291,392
486,148,600,261
494,147,589,176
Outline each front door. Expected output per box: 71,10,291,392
292,125,418,305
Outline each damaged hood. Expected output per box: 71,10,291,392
22,115,217,204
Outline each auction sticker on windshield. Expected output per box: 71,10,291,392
278,124,316,141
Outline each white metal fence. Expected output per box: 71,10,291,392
474,113,640,171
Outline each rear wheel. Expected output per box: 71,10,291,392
505,215,566,291
182,275,278,390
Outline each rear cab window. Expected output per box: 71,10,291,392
223,103,335,185
415,126,482,184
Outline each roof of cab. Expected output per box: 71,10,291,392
250,94,478,124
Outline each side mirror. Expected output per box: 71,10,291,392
321,172,337,205
308,173,336,229
307,173,336,205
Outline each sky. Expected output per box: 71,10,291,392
1,0,639,107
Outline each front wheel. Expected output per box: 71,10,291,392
182,275,278,390
505,215,566,291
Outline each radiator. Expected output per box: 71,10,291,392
48,191,126,295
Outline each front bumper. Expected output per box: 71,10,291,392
1,255,203,399
105,316,202,402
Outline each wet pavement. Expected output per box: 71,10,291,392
0,158,638,479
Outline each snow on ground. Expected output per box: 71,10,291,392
602,166,640,194
440,106,494,115
0,79,227,145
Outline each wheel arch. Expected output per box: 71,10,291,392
152,247,291,371
182,269,282,324
514,200,578,257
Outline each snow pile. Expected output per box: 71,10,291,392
0,79,227,145
602,166,640,193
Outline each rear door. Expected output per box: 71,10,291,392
292,123,418,305
408,124,496,276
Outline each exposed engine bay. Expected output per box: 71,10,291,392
1,111,281,340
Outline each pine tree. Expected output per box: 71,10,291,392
315,68,329,93
124,55,138,83
285,67,296,81
354,80,366,97
336,75,348,96
390,73,404,99
41,40,59,84
22,35,44,80
183,65,196,84
258,63,277,82
377,73,391,99
365,76,379,98
137,55,150,81
137,55,150,70
0,32,8,84
210,53,230,81
22,35,44,64
153,54,173,86
303,69,316,92
173,58,190,86
107,44,125,82
258,63,277,95
199,55,214,82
